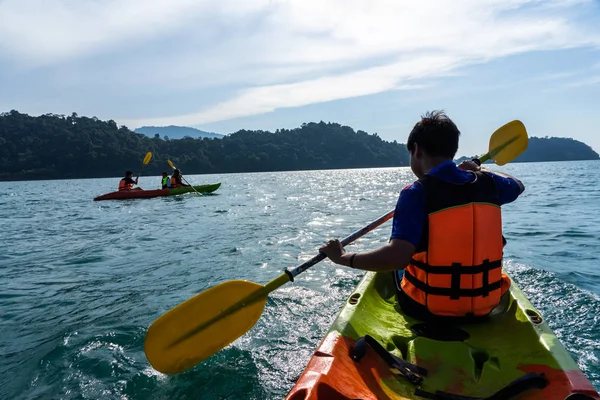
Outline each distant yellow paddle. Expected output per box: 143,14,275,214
133,152,152,188
167,159,202,196
144,120,529,375
143,152,152,166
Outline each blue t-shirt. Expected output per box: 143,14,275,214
390,161,522,247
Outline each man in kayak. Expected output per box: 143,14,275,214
320,110,525,321
161,172,171,189
171,169,190,188
118,171,143,191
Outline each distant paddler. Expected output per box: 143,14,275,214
161,172,171,189
118,152,152,191
170,169,190,188
118,171,143,191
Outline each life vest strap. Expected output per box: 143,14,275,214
404,270,502,298
451,262,461,300
409,258,502,274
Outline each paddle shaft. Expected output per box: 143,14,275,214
286,209,395,280
262,209,396,295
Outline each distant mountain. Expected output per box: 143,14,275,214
135,125,224,140
455,136,599,164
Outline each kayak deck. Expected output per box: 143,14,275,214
286,271,599,400
93,183,221,201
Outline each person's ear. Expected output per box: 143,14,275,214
413,143,420,158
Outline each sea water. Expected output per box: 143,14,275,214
1,161,599,399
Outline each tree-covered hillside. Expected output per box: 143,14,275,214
2,110,597,182
0,110,408,181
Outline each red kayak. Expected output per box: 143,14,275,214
93,183,221,201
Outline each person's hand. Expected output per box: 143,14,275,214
319,239,346,264
458,160,481,172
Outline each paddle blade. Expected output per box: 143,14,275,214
168,160,175,170
143,152,152,165
487,120,528,166
144,280,267,374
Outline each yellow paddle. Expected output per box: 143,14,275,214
144,120,529,375
143,152,153,166
479,120,528,165
133,152,152,189
167,159,202,195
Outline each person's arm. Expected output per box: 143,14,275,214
134,175,139,185
482,168,524,194
458,160,525,201
320,238,415,272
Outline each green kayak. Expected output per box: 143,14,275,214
93,183,221,201
286,271,599,400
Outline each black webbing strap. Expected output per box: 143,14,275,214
350,335,428,385
404,270,502,298
414,372,548,400
451,263,461,300
481,259,490,298
409,258,502,274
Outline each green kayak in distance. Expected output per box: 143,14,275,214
93,183,221,201
286,271,599,400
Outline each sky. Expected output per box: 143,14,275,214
1,0,599,156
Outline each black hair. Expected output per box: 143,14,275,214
406,110,460,158
125,171,133,176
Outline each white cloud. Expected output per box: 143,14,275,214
565,75,600,88
0,0,271,65
1,0,600,125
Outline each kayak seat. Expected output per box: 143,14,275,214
406,337,497,383
351,334,548,400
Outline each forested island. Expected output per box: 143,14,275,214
455,136,599,164
1,110,598,181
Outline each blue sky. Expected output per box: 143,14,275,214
1,0,599,156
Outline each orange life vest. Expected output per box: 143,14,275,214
118,178,133,191
171,176,181,188
400,171,510,317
